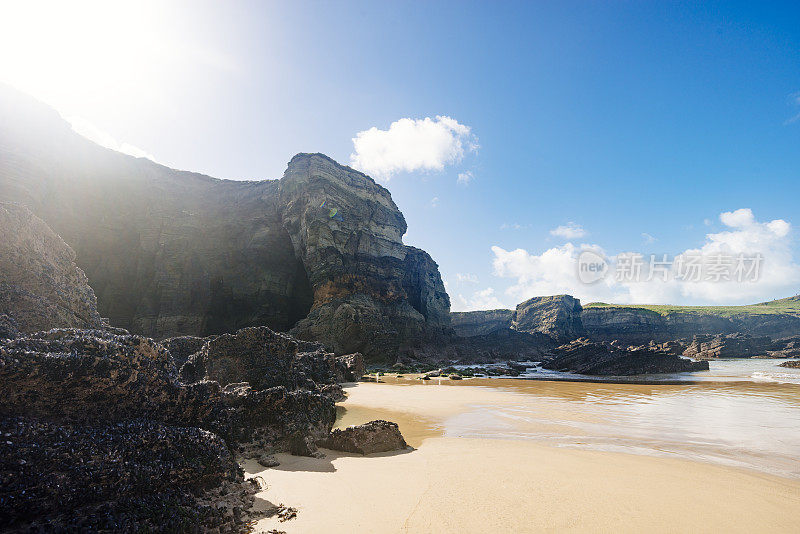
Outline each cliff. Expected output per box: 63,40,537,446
451,309,513,336
0,202,102,333
452,295,800,349
583,299,800,343
0,84,449,362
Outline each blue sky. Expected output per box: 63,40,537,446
2,1,799,309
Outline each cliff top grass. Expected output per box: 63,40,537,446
584,295,800,317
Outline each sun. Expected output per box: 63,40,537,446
0,0,168,116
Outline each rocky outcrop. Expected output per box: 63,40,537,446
779,360,800,369
279,154,450,361
451,309,514,337
0,85,450,362
0,324,345,530
0,417,259,532
0,314,19,339
319,420,408,455
582,305,800,344
681,333,773,359
542,338,709,376
0,203,102,333
512,295,585,341
336,352,366,381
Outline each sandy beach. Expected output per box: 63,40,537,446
248,377,800,533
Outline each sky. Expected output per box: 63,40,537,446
1,0,799,310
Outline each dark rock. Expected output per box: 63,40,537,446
257,454,280,468
0,203,102,333
318,420,407,455
449,374,463,380
178,326,338,390
778,360,800,368
162,335,209,368
450,309,514,337
336,352,365,381
682,333,772,359
0,416,259,533
0,91,453,362
0,314,19,339
542,338,709,376
513,295,585,341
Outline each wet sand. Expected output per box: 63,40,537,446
249,378,800,533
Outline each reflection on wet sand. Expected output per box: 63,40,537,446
339,376,800,478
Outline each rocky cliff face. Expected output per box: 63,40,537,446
0,202,102,333
512,295,585,341
0,85,449,361
451,309,514,336
450,296,584,342
278,154,450,360
582,306,800,344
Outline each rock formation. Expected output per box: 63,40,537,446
0,84,450,362
512,295,585,341
0,324,345,530
0,202,102,333
582,305,800,344
319,420,408,455
542,338,709,376
451,309,513,336
453,294,800,352
681,333,772,359
778,360,800,369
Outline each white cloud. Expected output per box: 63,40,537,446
550,222,586,240
67,115,156,161
642,232,657,244
349,116,477,180
457,171,474,186
452,287,505,312
719,208,755,228
456,272,479,284
491,209,800,306
430,197,439,208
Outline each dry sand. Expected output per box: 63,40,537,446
248,379,800,533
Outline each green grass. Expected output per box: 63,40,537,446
584,295,800,317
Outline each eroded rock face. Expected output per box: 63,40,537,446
318,420,408,455
0,325,340,530
582,306,800,344
682,333,772,359
451,309,514,337
513,295,585,341
0,417,257,532
0,203,102,333
0,314,19,339
279,154,451,361
178,326,336,390
542,338,709,376
0,87,451,362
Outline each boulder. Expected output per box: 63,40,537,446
178,326,338,390
318,420,408,455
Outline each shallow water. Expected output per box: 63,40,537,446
364,362,800,479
